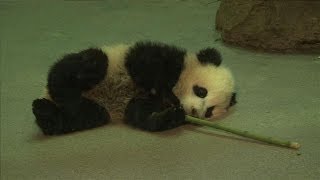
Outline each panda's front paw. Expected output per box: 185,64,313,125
163,105,186,129
162,92,181,108
148,105,186,131
169,106,185,121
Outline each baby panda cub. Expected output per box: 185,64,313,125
32,41,237,135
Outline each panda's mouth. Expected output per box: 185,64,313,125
190,107,207,119
189,106,229,120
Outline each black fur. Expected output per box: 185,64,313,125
125,41,186,99
32,42,234,135
193,85,208,98
32,98,110,135
229,92,237,107
197,48,222,66
205,106,214,118
47,48,108,104
33,48,110,135
124,95,186,132
124,41,187,131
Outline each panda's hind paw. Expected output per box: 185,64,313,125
32,98,63,135
32,98,58,118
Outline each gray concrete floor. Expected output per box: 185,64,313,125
1,0,320,179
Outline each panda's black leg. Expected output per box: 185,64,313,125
32,98,110,135
124,95,186,132
47,48,108,105
33,48,110,135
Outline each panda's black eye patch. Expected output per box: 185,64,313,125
193,85,207,98
205,106,215,118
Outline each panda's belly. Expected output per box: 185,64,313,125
82,69,139,122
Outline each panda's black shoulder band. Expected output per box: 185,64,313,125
125,41,186,93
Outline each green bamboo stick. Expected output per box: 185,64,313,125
185,115,301,149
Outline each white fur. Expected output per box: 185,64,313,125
101,44,130,79
82,44,138,121
86,43,235,121
173,53,235,120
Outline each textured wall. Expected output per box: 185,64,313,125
216,0,320,53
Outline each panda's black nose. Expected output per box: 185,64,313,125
205,106,215,118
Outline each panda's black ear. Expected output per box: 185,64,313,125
196,48,222,66
229,92,237,107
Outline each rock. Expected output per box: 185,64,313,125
216,0,320,53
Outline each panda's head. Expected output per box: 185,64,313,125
173,47,237,120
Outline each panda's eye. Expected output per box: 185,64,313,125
193,85,207,98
